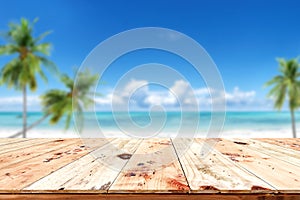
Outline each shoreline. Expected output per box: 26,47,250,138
0,128,295,138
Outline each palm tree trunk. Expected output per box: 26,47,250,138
290,109,297,138
9,114,49,138
22,86,27,138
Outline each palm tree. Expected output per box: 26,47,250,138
8,70,99,138
42,70,99,131
265,58,300,138
0,18,56,138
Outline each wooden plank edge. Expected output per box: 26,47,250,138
108,189,190,194
1,189,300,194
0,193,299,200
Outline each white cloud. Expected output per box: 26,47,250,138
144,91,177,106
170,80,189,98
94,94,113,104
0,96,41,111
0,96,40,105
122,79,148,98
0,83,269,112
225,87,256,105
95,79,148,107
94,79,263,111
194,87,211,96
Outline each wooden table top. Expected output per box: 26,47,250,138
0,138,299,200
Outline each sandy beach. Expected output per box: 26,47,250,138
0,128,294,138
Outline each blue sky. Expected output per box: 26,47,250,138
0,0,300,111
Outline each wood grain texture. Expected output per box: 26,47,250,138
0,138,299,197
110,138,189,193
211,139,300,192
256,138,300,151
0,139,110,189
0,139,56,154
228,138,300,167
172,138,274,193
0,138,30,146
26,138,141,191
0,139,79,169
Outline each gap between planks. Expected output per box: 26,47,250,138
210,138,300,193
26,138,142,191
172,138,276,193
0,138,300,195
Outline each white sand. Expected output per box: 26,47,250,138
0,128,80,138
0,128,295,138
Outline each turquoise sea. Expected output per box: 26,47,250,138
0,111,299,137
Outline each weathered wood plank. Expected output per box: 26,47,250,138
0,138,299,196
0,139,57,154
0,139,80,169
228,138,300,167
211,139,300,192
109,138,189,193
257,138,300,151
0,139,111,189
172,138,274,193
0,138,30,146
25,138,141,191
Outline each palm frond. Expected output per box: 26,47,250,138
37,56,58,75
34,30,52,43
32,43,51,55
0,58,23,89
0,44,19,55
60,74,74,89
266,57,300,111
264,75,283,87
274,84,287,109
